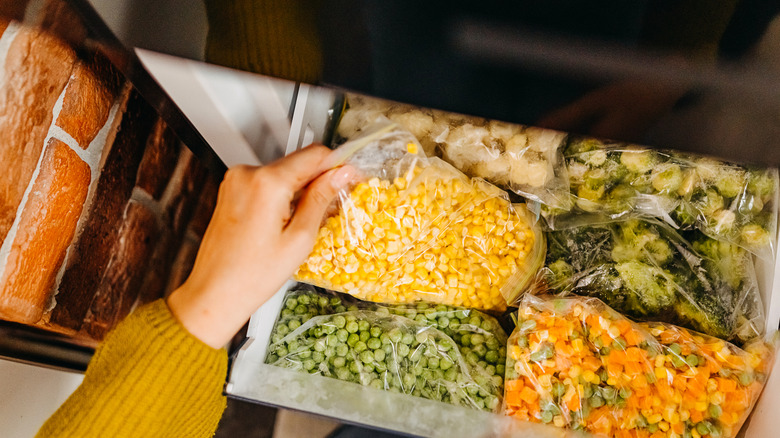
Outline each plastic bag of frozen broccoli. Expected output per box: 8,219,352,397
504,294,773,438
265,288,510,412
542,137,779,259
297,120,545,311
541,218,764,344
334,92,572,210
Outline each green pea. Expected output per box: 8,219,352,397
398,344,410,357
287,340,299,352
326,334,338,345
336,367,350,380
324,347,335,357
520,320,537,332
288,319,301,331
696,421,711,436
329,297,342,306
438,317,450,329
402,333,415,345
294,304,308,315
517,336,528,348
461,334,472,346
686,354,699,367
380,333,391,345
277,325,290,336
602,387,617,401
709,404,722,418
669,343,682,355
312,351,325,362
359,331,370,342
485,365,496,376
468,316,481,327
647,423,658,433
428,357,440,369
471,334,486,345
297,295,310,305
333,315,346,328
375,307,390,317
485,350,499,364
360,350,374,364
313,339,327,352
374,349,386,362
415,332,430,344
334,306,346,313
347,333,359,347
541,410,553,423
302,358,316,371
440,357,454,370
358,320,370,332
590,395,604,408
613,337,626,350
671,355,686,369
455,309,470,320
496,364,505,376
333,357,346,368
438,340,453,352
336,344,349,357
285,297,298,310
383,343,393,355
529,351,545,362
473,344,487,358
298,350,311,359
445,367,458,381
367,338,382,350
349,361,360,374
739,372,754,386
345,305,357,312
448,319,461,331
619,388,632,399
336,329,349,343
346,321,359,333
388,328,403,343
374,361,387,373
370,326,383,338
354,341,367,353
552,382,566,398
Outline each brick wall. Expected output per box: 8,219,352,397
0,15,218,343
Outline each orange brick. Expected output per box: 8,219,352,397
0,139,90,323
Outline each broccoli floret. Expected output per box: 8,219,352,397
565,137,603,155
673,293,733,340
620,148,656,174
651,163,683,194
612,220,673,266
692,189,724,217
546,260,574,290
740,223,771,248
614,261,677,315
747,169,778,201
714,167,747,199
670,202,697,228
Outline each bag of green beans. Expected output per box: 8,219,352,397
266,288,509,412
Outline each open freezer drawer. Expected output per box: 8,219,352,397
222,88,780,438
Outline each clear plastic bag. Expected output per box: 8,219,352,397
335,92,571,210
296,122,546,311
266,288,509,412
543,138,779,259
504,294,773,438
543,218,764,344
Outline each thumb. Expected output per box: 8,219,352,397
284,165,356,248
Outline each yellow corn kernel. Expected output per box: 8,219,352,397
568,365,582,378
658,421,669,432
692,429,701,438
694,401,707,412
582,370,596,384
553,415,566,428
647,414,663,424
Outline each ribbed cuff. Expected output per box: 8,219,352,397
37,299,228,438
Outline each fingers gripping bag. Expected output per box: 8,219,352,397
295,121,546,311
265,288,510,412
544,137,779,259
503,294,773,438
543,219,764,344
335,92,572,210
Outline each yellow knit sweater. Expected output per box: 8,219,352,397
36,299,228,438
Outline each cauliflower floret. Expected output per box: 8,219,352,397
505,132,529,157
447,123,490,149
651,163,683,194
388,110,435,141
488,120,518,140
472,155,512,186
567,161,589,183
507,159,550,187
526,127,566,153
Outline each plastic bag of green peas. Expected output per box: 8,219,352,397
266,288,509,412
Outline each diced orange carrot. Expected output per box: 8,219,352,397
718,377,737,393
519,386,539,404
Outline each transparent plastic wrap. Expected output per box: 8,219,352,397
504,294,773,438
265,288,509,412
296,122,546,311
543,137,779,259
543,219,764,344
334,92,571,209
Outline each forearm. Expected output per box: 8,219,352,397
37,299,227,438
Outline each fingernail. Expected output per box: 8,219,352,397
330,165,356,189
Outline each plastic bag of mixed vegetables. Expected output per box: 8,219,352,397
295,121,545,311
335,93,572,210
504,294,773,438
543,218,764,344
542,137,779,259
266,287,509,412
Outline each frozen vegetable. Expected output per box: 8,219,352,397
266,288,509,412
545,138,778,258
544,219,764,343
503,295,772,438
296,123,545,311
335,92,571,209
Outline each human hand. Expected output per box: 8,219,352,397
537,80,687,142
167,145,355,349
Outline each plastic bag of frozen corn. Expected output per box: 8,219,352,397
504,294,773,438
266,287,508,412
295,121,546,311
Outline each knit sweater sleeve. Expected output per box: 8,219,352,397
36,299,228,438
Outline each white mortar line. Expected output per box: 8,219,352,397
0,21,20,89
0,80,70,285
50,90,131,305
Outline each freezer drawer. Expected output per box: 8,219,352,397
223,90,780,436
